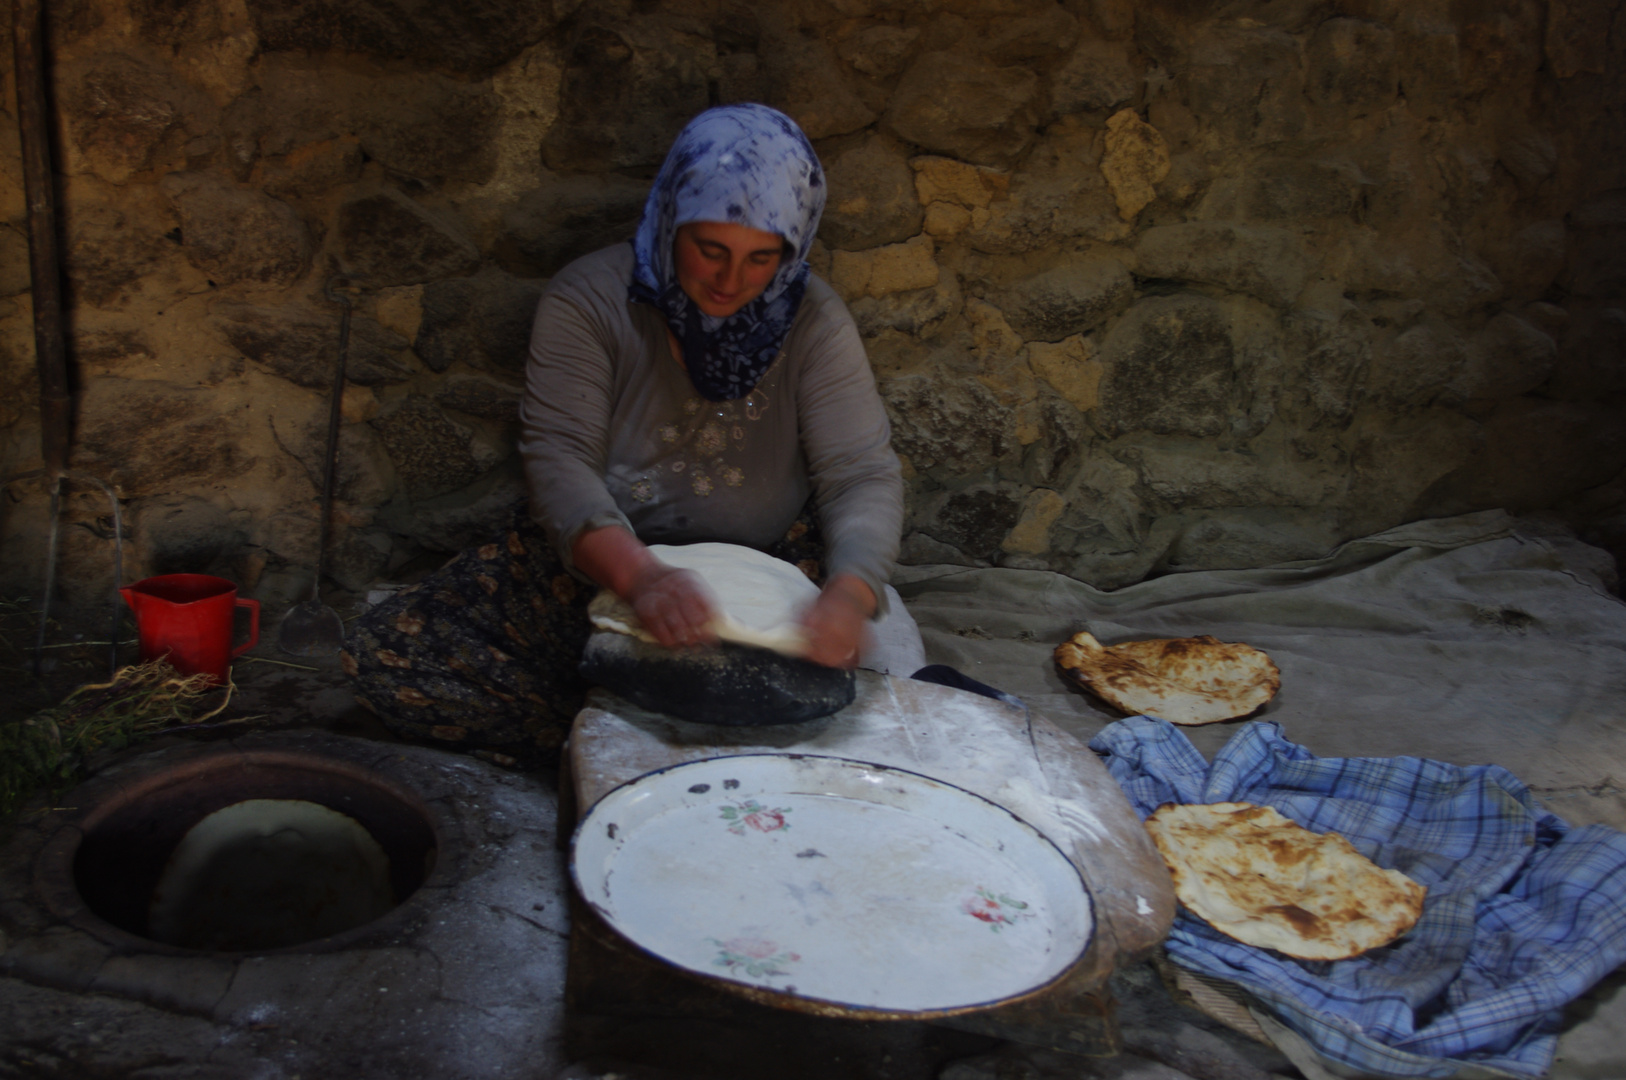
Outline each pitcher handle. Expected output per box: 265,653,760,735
232,598,261,659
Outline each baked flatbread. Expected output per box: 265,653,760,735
1054,632,1279,725
589,542,819,657
1146,802,1426,961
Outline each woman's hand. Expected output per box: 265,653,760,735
626,561,718,648
798,573,875,669
572,525,718,648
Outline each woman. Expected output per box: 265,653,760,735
343,104,904,762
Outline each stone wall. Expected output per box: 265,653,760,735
1,0,1623,615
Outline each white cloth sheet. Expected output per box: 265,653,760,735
892,511,1626,1080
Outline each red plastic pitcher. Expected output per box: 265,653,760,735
119,574,260,686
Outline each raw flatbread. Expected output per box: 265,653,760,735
1054,632,1280,725
1146,802,1426,961
588,542,819,657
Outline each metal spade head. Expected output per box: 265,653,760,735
277,598,346,658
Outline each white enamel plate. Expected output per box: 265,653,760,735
571,754,1094,1015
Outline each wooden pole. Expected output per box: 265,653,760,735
12,0,70,483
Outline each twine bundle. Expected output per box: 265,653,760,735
1,660,239,822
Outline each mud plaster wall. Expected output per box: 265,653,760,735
0,0,1623,615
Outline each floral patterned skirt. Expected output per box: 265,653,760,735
342,507,828,766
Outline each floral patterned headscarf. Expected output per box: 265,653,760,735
629,103,826,402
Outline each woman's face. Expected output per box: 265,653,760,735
673,221,785,318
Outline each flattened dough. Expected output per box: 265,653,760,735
588,542,820,657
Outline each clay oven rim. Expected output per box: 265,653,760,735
32,740,463,959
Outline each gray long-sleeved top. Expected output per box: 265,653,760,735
519,243,904,607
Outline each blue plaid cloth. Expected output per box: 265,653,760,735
1091,718,1626,1078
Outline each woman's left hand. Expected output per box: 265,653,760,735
798,574,876,669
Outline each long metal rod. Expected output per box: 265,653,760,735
311,286,352,602
32,474,61,677
13,0,70,482
15,0,73,682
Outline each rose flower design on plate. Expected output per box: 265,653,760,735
718,799,792,836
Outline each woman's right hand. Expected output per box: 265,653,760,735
573,525,718,649
625,561,718,648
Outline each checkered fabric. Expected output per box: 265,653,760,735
1091,718,1626,1078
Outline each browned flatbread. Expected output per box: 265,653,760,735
1146,802,1426,961
1054,632,1280,725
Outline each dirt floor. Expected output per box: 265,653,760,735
1,590,1303,1080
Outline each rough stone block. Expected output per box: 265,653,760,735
244,0,567,76
1118,438,1341,510
437,376,524,422
1454,399,1626,512
1546,0,1615,78
415,266,549,374
1450,313,1558,402
886,52,1040,166
1284,300,1373,426
883,372,1016,476
965,132,1126,253
337,189,480,290
834,24,921,78
1566,192,1626,300
1396,24,1461,112
1239,158,1363,221
132,496,239,578
1165,507,1344,570
1485,220,1566,304
997,258,1132,343
830,236,939,300
541,16,724,173
1135,222,1311,308
71,378,257,495
259,136,366,200
917,484,1024,562
819,133,924,251
1364,316,1468,408
1050,39,1138,114
1027,336,1103,414
493,175,649,279
1458,7,1544,97
1345,223,1502,317
1349,408,1482,520
1100,110,1170,221
271,408,398,506
911,156,1010,209
0,226,32,298
1001,488,1066,555
372,396,492,501
1548,308,1626,402
1096,294,1241,438
160,172,310,288
1498,127,1557,196
376,460,527,553
353,76,501,185
923,201,975,239
982,3,1079,63
63,196,180,309
1305,18,1397,113
60,54,190,185
214,301,413,389
1182,27,1307,146
847,273,961,338
763,31,876,140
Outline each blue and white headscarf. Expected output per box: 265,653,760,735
629,103,826,402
